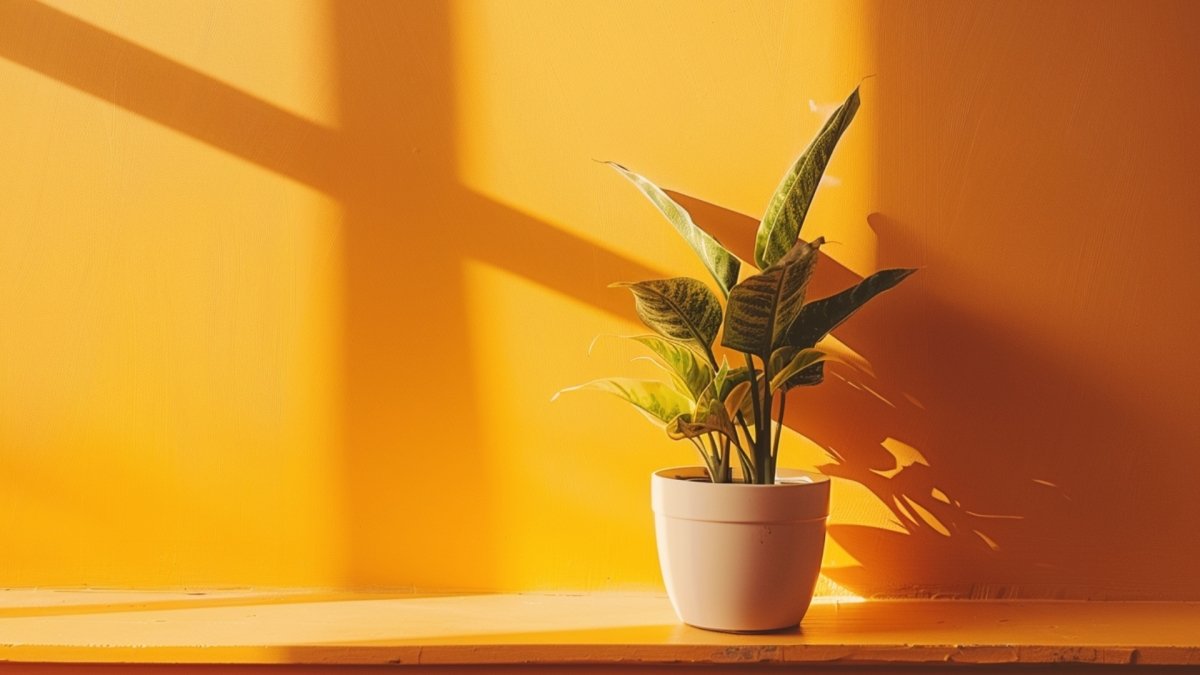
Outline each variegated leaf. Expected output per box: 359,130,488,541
629,335,713,401
671,384,736,440
612,278,722,353
666,414,716,441
607,162,741,297
723,380,752,421
552,378,690,426
769,348,833,392
784,268,917,348
719,365,760,425
721,237,823,357
754,87,860,269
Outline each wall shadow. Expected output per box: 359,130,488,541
669,0,1200,601
669,172,1199,599
847,0,1200,598
326,2,656,589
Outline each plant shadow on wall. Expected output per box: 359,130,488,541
668,192,1078,598
0,1,661,588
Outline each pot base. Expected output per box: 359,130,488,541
685,622,800,635
652,467,831,632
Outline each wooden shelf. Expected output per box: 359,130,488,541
1,590,1198,669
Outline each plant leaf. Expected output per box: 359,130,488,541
552,378,691,426
769,348,835,392
629,335,713,401
720,365,760,425
724,380,752,421
784,268,917,349
612,278,723,354
607,162,742,297
784,362,825,388
667,414,717,441
720,237,823,357
669,384,737,441
754,87,861,269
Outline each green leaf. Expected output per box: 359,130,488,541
718,365,760,425
607,162,742,297
723,380,752,421
784,361,825,388
552,378,690,426
666,414,714,441
754,87,861,269
628,335,713,401
669,383,736,441
784,268,917,349
612,278,723,355
769,348,834,392
720,237,823,357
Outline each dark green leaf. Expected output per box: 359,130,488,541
784,268,917,348
769,348,833,392
754,87,860,269
612,278,723,354
784,361,825,388
607,162,742,296
721,237,823,357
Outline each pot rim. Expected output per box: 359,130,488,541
652,465,830,487
652,466,831,523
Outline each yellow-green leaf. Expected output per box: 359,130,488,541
754,87,860,269
552,378,690,426
613,278,723,354
629,335,713,401
607,162,741,297
667,394,735,441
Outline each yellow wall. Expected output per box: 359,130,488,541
1,0,1198,599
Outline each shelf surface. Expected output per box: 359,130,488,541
1,590,1198,667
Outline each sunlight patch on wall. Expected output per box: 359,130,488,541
829,478,909,535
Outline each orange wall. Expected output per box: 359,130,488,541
0,0,1198,600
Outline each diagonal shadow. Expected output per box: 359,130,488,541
0,0,658,590
0,0,338,192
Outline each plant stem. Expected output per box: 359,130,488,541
742,352,764,483
700,432,720,480
756,352,775,484
771,389,787,481
718,435,732,483
687,436,716,479
777,389,787,461
758,384,773,483
734,412,755,453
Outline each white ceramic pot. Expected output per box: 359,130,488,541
651,466,831,632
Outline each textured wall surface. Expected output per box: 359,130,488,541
0,0,1197,599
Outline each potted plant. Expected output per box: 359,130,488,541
557,87,915,632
